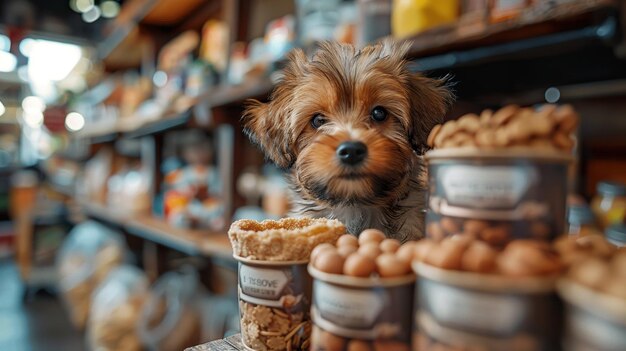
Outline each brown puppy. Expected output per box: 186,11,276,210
244,40,452,241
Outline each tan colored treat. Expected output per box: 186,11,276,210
475,129,496,147
380,239,401,253
314,250,345,275
553,104,579,133
348,340,373,351
492,105,519,126
457,113,481,133
552,132,574,151
337,234,359,248
229,218,345,261
463,219,489,236
611,250,626,278
440,217,461,235
479,109,493,125
427,124,442,148
337,245,358,258
530,221,551,239
577,234,616,258
425,237,467,270
461,241,498,273
479,225,510,246
373,341,410,351
427,222,446,241
498,240,562,276
319,329,346,351
358,229,386,245
311,243,337,263
414,240,436,262
396,242,418,264
376,253,411,277
569,257,611,289
344,253,376,277
358,242,382,260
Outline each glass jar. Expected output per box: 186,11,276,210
567,204,601,236
605,225,626,248
591,181,626,230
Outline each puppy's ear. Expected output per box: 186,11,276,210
406,74,453,153
243,49,309,169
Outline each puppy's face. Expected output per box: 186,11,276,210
244,41,451,207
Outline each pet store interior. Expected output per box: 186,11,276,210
1,0,626,351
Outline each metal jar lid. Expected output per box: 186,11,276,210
597,181,626,196
567,204,596,225
605,225,626,246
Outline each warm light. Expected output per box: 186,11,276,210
23,110,44,128
75,0,95,13
0,101,5,117
65,112,85,132
82,6,101,23
100,1,120,18
22,96,46,113
19,38,36,57
0,34,10,51
27,40,82,81
0,51,17,72
153,71,168,87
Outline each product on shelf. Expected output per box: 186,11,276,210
412,236,565,351
567,203,601,236
591,180,626,231
606,225,626,248
107,162,152,214
558,248,626,351
57,221,126,329
81,148,113,204
424,104,577,245
309,230,416,350
138,268,202,351
554,234,617,267
88,265,149,351
392,0,459,38
229,217,345,350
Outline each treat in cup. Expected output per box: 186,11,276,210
229,217,345,351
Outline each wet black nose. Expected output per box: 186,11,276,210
336,141,367,165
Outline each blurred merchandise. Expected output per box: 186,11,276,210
591,181,626,231
265,15,297,62
357,0,392,46
81,148,113,204
296,0,342,46
392,0,459,38
605,224,626,247
138,268,203,351
57,221,127,329
9,169,39,219
107,161,152,215
567,203,601,237
199,20,229,73
88,265,149,351
227,42,249,86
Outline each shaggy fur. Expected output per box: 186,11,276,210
243,40,452,241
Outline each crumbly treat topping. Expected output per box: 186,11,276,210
229,217,346,261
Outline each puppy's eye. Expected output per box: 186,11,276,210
311,114,327,129
371,106,388,122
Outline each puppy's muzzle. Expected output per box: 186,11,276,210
336,141,367,166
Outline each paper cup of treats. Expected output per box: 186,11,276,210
228,217,346,351
308,229,417,351
425,104,578,246
555,235,626,351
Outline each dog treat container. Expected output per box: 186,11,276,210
425,148,572,245
308,265,415,351
558,279,626,351
236,256,313,351
413,261,562,351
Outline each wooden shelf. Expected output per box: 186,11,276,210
405,0,619,59
79,200,232,259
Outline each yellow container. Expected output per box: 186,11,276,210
392,0,459,38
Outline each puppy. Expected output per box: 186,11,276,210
243,40,452,241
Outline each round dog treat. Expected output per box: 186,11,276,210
348,340,373,351
427,222,446,241
479,109,493,125
380,239,401,253
457,113,480,133
337,244,358,258
373,341,410,351
427,124,442,148
376,253,411,277
498,240,561,276
492,105,519,126
344,253,376,277
479,225,510,246
315,250,345,275
396,242,418,264
358,229,386,245
413,239,436,262
425,237,466,270
337,234,359,248
475,129,496,147
461,241,497,273
358,242,382,260
570,257,611,289
463,219,489,236
440,217,461,235
576,234,616,258
311,243,337,263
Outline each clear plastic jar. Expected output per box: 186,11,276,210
567,204,601,236
591,181,626,231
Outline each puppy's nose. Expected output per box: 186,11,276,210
336,141,367,165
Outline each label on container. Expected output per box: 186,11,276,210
422,281,525,334
439,165,537,209
568,306,626,350
314,281,383,328
239,264,290,306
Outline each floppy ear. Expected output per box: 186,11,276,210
406,74,453,153
242,49,309,169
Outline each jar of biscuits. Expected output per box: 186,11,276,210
229,217,345,351
567,204,600,237
592,181,626,231
411,235,564,351
309,230,416,350
425,105,577,245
